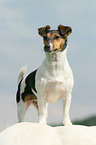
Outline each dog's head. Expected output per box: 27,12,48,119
38,25,72,53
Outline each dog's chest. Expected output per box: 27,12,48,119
36,62,73,103
43,81,66,103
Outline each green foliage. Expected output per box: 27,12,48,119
51,116,96,127
73,116,96,126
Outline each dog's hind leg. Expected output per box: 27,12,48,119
17,100,30,122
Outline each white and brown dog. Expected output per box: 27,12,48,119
16,25,74,125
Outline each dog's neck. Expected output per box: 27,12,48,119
44,47,68,68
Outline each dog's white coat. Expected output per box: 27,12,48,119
35,47,74,125
17,46,74,125
0,123,96,145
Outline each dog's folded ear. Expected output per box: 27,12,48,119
38,25,50,37
58,25,72,37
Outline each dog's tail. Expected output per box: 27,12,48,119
17,65,28,84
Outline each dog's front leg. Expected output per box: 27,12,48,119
63,93,72,126
38,96,48,125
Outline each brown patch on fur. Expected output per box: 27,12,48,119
52,33,60,38
38,25,50,37
52,37,65,51
58,25,72,37
23,94,38,109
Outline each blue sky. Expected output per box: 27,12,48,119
0,0,96,131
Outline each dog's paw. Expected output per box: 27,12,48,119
63,122,72,126
39,120,47,125
39,122,47,125
63,118,72,126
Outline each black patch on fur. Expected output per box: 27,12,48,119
16,78,23,103
21,69,37,101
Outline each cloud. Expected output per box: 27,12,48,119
0,0,96,131
70,100,96,121
0,93,17,131
48,100,63,124
0,11,36,40
0,6,23,20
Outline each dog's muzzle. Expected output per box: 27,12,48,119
44,43,57,53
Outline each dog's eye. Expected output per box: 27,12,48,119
44,36,47,41
55,36,60,39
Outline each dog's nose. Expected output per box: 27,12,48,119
44,44,50,51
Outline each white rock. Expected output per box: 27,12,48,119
0,123,96,145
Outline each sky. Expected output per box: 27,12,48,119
0,0,96,132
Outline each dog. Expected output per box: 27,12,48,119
16,25,74,125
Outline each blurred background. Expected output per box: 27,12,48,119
0,0,96,132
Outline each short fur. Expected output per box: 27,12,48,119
16,25,74,125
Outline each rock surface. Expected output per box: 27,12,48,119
0,122,96,145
